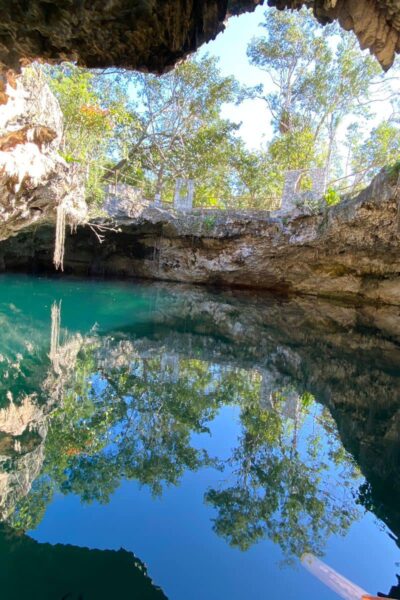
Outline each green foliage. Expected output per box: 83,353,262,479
228,143,281,209
113,55,243,205
44,63,132,209
42,9,400,212
248,8,380,135
351,121,400,175
8,478,54,532
202,214,217,231
269,128,318,171
323,188,341,206
387,160,400,182
247,7,384,195
27,345,247,502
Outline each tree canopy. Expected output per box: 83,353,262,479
247,8,398,193
43,7,400,211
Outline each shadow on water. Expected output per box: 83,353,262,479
0,524,166,600
0,275,400,598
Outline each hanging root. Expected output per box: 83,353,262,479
49,300,62,374
87,221,122,244
53,202,120,269
53,203,66,271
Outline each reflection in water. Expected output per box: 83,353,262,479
49,300,62,374
0,277,400,597
205,389,360,561
301,553,368,600
7,336,361,559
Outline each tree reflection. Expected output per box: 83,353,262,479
205,388,362,562
9,340,256,528
7,337,362,563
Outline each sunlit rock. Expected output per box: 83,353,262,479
0,67,87,241
3,168,399,305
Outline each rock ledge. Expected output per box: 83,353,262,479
0,169,399,305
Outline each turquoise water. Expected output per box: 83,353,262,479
0,274,399,599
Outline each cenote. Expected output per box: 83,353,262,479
0,273,398,599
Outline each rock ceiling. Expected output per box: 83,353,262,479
0,0,399,73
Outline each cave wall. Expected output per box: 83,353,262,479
0,0,399,73
0,0,244,73
1,170,399,305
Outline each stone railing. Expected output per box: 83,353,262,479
101,165,385,218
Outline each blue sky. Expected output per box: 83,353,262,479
198,7,400,154
199,6,273,149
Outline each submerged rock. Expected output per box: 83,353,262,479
1,169,399,305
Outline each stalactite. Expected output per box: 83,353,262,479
53,203,66,271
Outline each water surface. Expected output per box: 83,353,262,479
0,274,399,599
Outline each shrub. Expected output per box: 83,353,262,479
323,188,341,207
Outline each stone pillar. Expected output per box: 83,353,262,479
281,170,302,213
160,353,180,384
259,370,274,411
309,168,327,198
276,167,327,214
187,180,194,206
174,178,194,212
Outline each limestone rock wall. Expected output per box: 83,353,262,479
0,169,398,305
0,66,87,241
0,0,399,72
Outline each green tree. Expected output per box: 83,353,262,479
247,8,382,190
107,55,242,205
44,64,133,208
6,337,361,562
351,120,400,176
8,340,255,516
45,56,257,208
228,143,281,209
